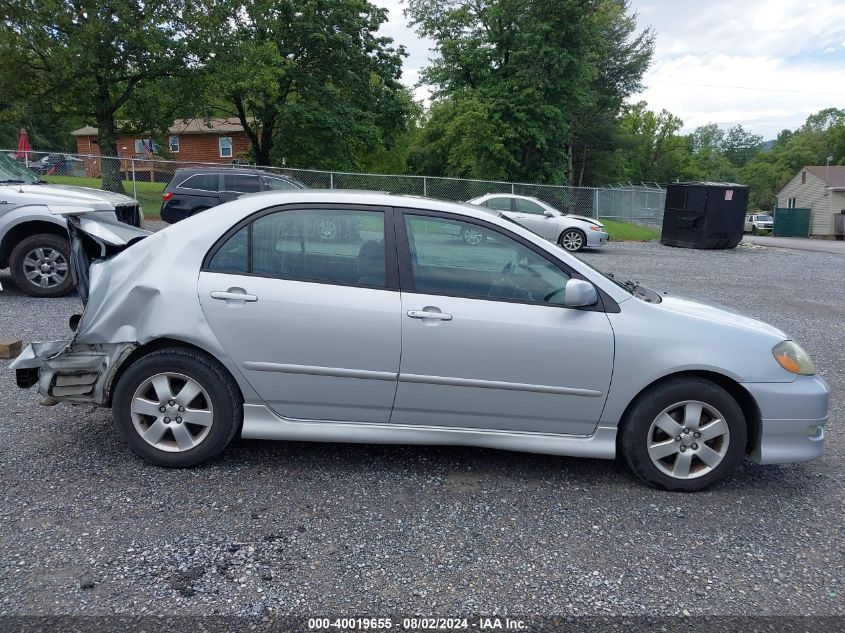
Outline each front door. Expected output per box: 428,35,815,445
392,211,615,436
198,205,401,423
510,197,558,240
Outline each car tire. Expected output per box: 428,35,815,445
9,233,75,298
751,226,758,235
188,207,209,218
620,377,747,492
559,228,586,252
112,347,242,467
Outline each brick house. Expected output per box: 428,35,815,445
776,165,845,238
71,117,253,179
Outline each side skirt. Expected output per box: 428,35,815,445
240,403,618,459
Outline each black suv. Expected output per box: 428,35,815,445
160,168,306,224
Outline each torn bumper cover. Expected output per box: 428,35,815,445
11,341,136,405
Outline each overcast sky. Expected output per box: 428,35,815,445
373,0,845,140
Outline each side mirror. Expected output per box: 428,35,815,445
563,279,598,308
544,209,555,217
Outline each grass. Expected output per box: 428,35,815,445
43,175,165,218
601,219,660,242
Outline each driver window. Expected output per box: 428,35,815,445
404,215,571,305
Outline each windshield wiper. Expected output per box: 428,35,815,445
0,179,28,183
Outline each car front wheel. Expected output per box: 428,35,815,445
559,228,586,252
620,377,747,491
112,348,242,467
9,233,74,297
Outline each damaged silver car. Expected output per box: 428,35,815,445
12,191,830,491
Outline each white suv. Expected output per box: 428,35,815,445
0,153,142,297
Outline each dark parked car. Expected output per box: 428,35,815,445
30,153,84,176
160,168,306,223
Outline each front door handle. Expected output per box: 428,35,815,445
211,290,258,302
407,309,452,321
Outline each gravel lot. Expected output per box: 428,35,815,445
0,238,842,619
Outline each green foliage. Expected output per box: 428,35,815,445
195,0,411,168
0,0,195,191
406,0,654,184
602,219,660,241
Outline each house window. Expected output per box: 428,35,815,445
219,137,233,158
169,135,179,153
134,138,157,155
801,171,806,184
788,197,797,209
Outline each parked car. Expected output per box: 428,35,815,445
745,214,774,235
30,153,84,176
160,167,306,224
0,152,144,297
467,193,608,251
12,191,828,490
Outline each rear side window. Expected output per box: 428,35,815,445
485,197,512,211
206,209,387,288
263,176,300,191
179,174,219,192
223,173,262,193
207,226,249,273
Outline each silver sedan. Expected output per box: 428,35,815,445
12,192,829,491
467,193,608,251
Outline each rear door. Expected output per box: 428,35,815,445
219,173,263,203
198,204,402,422
391,210,615,435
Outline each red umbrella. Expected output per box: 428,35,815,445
16,128,31,163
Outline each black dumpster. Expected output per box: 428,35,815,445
660,182,749,249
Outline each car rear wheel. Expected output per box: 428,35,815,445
559,228,586,252
112,348,242,467
620,377,747,491
9,233,74,297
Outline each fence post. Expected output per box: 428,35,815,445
423,177,427,197
130,158,137,199
593,188,599,220
329,172,334,189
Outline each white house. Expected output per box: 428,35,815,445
776,165,845,238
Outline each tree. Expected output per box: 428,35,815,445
722,124,763,168
618,102,692,183
197,0,409,167
0,1,196,191
406,0,653,184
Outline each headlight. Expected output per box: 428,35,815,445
772,340,816,375
590,225,604,232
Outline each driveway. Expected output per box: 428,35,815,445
743,235,845,255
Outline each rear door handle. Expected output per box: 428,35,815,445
210,290,258,302
407,309,452,321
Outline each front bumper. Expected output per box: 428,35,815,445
743,375,830,464
586,230,609,248
11,341,136,405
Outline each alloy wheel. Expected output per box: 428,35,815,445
646,400,730,479
23,247,69,289
130,372,214,453
561,230,584,251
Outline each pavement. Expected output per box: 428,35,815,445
0,239,842,619
743,235,845,254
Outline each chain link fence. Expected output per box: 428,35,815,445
5,149,665,225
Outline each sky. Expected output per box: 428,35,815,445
373,0,845,140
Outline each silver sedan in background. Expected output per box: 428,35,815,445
467,193,608,251
12,191,828,491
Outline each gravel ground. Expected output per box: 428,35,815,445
0,238,842,619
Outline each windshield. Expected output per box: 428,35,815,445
0,153,42,184
757,215,773,222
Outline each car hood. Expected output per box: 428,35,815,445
30,183,139,207
655,293,787,339
564,214,605,227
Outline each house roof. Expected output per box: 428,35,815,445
71,117,249,137
803,165,845,189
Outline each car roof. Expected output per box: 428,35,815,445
473,193,545,203
172,166,295,178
